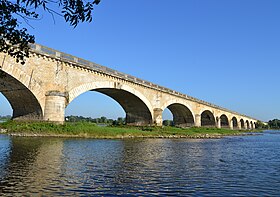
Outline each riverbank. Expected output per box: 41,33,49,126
0,121,261,139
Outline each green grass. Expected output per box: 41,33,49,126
0,121,260,139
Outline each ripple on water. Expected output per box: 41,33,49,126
0,132,280,195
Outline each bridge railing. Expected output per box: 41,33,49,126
29,43,255,120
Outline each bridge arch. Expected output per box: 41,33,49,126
245,120,250,129
232,117,238,129
220,114,229,128
250,121,254,129
240,119,245,129
68,81,153,125
161,101,195,127
201,110,216,127
0,70,43,120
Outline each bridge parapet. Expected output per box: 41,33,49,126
30,43,256,121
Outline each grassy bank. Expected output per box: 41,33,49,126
0,121,260,139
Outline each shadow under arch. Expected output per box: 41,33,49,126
163,103,194,127
68,82,153,126
232,117,238,129
250,121,254,129
245,120,250,129
0,71,43,120
240,119,245,129
220,114,229,128
201,110,216,127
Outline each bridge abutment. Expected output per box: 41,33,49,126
43,91,67,124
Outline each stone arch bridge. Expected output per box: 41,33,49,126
0,44,258,129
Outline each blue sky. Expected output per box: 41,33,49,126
1,0,280,121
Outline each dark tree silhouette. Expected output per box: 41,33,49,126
0,0,100,64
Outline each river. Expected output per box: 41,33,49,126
0,130,279,196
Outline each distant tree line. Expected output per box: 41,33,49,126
64,116,280,129
162,120,174,126
252,120,280,130
66,115,176,127
0,115,12,120
0,113,272,129
65,115,125,126
267,119,280,129
255,120,269,129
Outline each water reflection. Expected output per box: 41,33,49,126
0,136,63,194
0,131,279,195
0,135,11,178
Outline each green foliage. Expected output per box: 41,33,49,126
65,115,125,125
0,0,100,63
0,115,11,121
112,117,126,126
255,120,269,129
268,119,280,129
162,120,174,126
0,120,257,139
0,0,37,64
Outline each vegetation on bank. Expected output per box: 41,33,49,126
0,121,260,139
65,115,174,127
267,119,280,129
66,115,125,126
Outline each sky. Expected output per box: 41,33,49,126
1,0,280,121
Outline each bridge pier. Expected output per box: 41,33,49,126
153,108,163,126
195,114,201,127
216,117,221,128
229,119,234,130
247,123,251,130
43,91,67,124
238,121,242,130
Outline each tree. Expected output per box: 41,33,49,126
0,0,100,64
255,120,268,129
100,116,107,123
163,120,174,126
268,119,280,129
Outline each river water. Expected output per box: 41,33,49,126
0,130,280,196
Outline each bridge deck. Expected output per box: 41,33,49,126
30,43,255,120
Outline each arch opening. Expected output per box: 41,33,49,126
201,110,215,127
0,93,12,119
67,88,153,126
220,114,229,128
95,88,152,126
232,117,238,129
0,70,43,120
250,121,254,129
165,103,194,127
162,108,174,126
246,120,250,129
65,91,125,121
240,119,245,129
